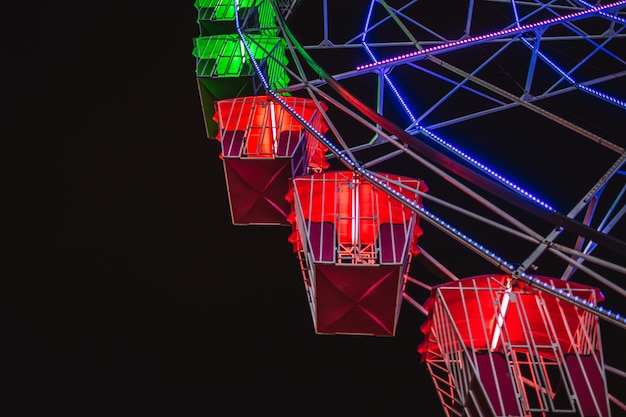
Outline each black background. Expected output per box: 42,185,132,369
7,2,625,416
7,2,438,416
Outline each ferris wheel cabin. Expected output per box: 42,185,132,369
418,274,609,416
213,95,329,225
287,170,427,336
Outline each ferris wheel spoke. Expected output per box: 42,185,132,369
195,1,626,414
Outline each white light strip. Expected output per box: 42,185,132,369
491,285,512,351
270,101,277,153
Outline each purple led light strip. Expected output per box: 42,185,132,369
232,0,626,326
355,1,626,71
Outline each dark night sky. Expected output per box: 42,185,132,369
7,2,626,417
7,2,443,416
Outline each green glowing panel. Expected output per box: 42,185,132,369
194,0,259,20
193,35,245,77
257,0,278,36
195,0,262,36
194,0,258,9
191,0,290,136
193,34,287,78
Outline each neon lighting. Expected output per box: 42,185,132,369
361,2,417,123
520,38,626,109
366,44,418,122
352,176,359,246
269,101,277,153
416,127,555,211
577,0,626,24
233,0,626,325
359,5,555,211
355,1,626,71
194,0,287,87
519,38,575,85
578,84,626,108
239,40,246,64
522,273,626,326
491,284,512,351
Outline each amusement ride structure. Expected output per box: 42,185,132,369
192,1,626,415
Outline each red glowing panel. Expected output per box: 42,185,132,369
286,170,427,255
313,264,404,336
213,95,332,225
418,275,604,360
213,95,329,169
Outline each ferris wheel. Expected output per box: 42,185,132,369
192,1,626,415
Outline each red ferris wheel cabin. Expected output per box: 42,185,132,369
213,95,329,226
287,170,428,336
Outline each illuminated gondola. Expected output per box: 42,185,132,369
418,274,609,416
287,170,428,336
192,2,626,415
193,0,288,138
214,95,329,225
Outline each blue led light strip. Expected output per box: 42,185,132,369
360,4,555,211
365,169,626,330
418,127,555,210
519,272,626,329
355,1,626,71
520,38,626,109
578,84,626,108
361,2,417,125
577,0,626,24
364,44,418,122
232,0,626,327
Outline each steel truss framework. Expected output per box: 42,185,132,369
206,0,626,414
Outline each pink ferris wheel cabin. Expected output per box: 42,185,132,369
213,95,329,226
287,170,428,336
